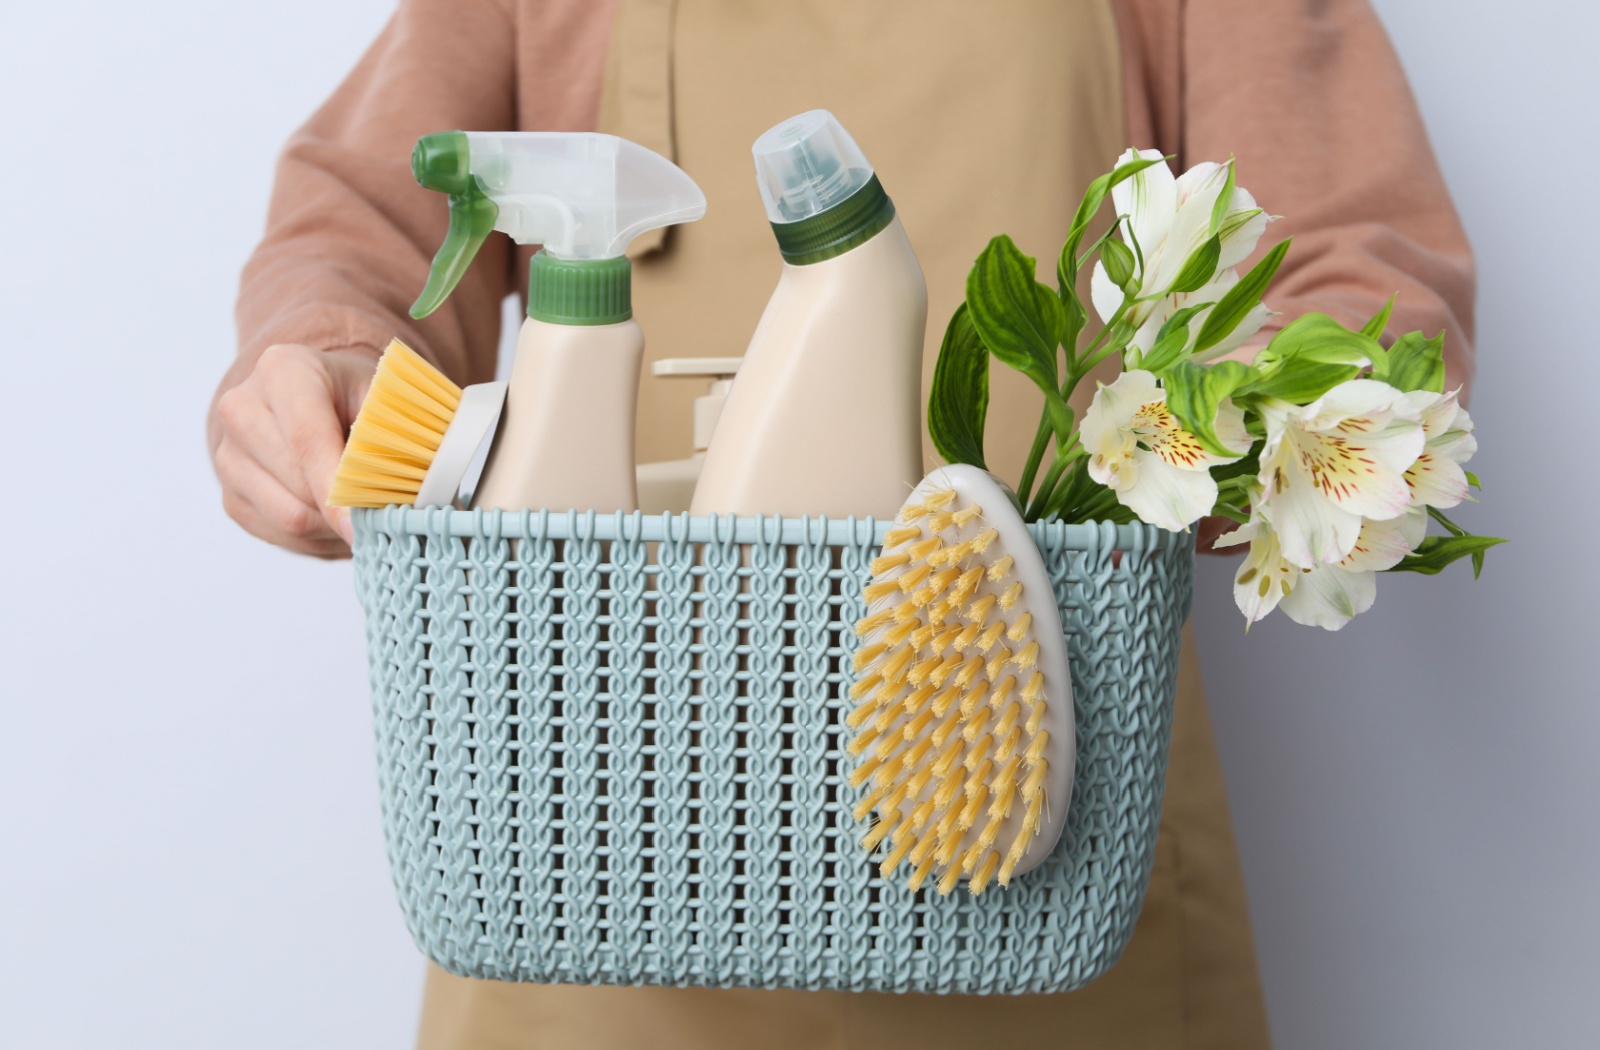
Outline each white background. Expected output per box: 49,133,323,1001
0,2,1594,1047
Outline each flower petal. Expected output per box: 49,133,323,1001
1090,258,1124,325
1279,564,1376,631
1111,148,1174,275
1259,451,1365,567
1404,449,1471,508
1119,451,1219,531
1149,164,1228,292
1229,521,1297,622
1339,515,1414,572
1217,185,1269,270
1189,296,1271,363
1211,399,1252,462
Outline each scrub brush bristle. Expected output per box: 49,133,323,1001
329,339,505,509
848,464,1074,895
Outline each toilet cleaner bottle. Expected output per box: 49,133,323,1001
689,111,927,521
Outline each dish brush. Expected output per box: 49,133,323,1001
328,338,506,509
847,463,1075,895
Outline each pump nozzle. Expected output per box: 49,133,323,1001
409,131,706,319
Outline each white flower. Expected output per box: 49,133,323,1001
1255,379,1425,569
1217,504,1426,630
1082,370,1249,531
1090,148,1272,362
1402,389,1477,509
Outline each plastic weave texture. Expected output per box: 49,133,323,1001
352,507,1194,995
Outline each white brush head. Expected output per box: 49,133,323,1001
415,381,507,508
850,464,1075,892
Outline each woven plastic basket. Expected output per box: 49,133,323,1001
352,507,1193,995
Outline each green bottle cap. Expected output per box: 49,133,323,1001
527,250,632,325
768,173,895,265
752,112,895,265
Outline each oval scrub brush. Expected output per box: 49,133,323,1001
328,338,506,509
848,463,1075,895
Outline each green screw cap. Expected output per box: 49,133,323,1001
528,250,632,325
769,172,895,266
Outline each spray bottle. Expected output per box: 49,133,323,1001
410,131,706,512
689,111,927,521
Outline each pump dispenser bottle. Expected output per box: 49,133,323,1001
690,111,927,521
635,358,742,514
409,131,706,513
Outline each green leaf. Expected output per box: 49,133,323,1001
1240,312,1381,401
1160,360,1255,456
1099,318,1138,368
1389,534,1506,577
1465,470,1482,490
1062,154,1168,283
1237,359,1364,403
1209,158,1237,236
1044,393,1076,444
1193,239,1290,355
1140,301,1215,373
1210,443,1263,484
1428,505,1468,536
1073,215,1127,274
1361,294,1396,340
967,235,1064,394
1168,234,1222,295
1101,237,1137,291
1386,330,1447,393
1217,207,1264,243
1062,289,1088,359
927,302,989,469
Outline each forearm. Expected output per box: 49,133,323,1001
1119,0,1476,392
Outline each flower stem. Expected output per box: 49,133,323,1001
1028,444,1086,521
1016,417,1052,510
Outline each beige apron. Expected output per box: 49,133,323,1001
419,2,1271,1045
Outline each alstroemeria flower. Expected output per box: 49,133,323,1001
1402,389,1477,509
1217,503,1426,630
1083,369,1249,531
1090,148,1272,361
1256,379,1426,569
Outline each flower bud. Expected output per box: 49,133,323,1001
1101,238,1137,292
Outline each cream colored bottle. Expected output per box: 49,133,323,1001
474,312,645,512
690,111,927,521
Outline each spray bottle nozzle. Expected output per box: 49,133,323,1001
408,131,706,321
411,132,499,319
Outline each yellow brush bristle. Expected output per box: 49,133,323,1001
328,339,463,508
849,483,1059,896
883,524,922,548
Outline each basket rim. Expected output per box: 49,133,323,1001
353,505,1192,553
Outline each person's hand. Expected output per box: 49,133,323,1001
209,343,380,559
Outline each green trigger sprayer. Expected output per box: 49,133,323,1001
408,131,706,512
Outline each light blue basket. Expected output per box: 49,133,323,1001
352,507,1193,995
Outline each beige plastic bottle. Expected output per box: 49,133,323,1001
689,111,927,521
475,314,647,512
407,130,706,513
635,358,742,515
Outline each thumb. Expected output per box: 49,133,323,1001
315,346,382,547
